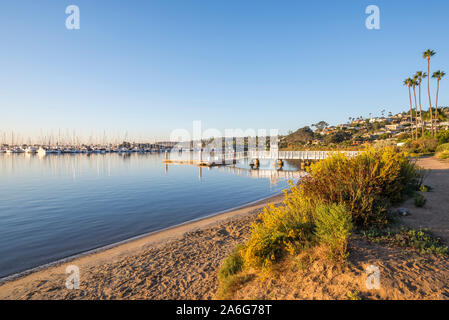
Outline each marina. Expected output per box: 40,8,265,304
0,144,173,155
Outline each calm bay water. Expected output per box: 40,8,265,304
0,153,301,278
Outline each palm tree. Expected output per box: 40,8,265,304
412,79,419,139
414,71,426,136
403,78,414,138
423,49,436,135
432,70,446,133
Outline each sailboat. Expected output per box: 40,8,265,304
24,146,37,153
37,147,49,156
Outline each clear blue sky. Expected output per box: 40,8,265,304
1,0,448,142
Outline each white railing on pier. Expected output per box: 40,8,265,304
277,150,359,160
166,150,360,162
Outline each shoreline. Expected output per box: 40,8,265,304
0,192,284,297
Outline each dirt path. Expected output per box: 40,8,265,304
400,157,449,243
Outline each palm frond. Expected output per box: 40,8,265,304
423,49,436,59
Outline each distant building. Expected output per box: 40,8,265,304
385,124,404,131
439,122,449,130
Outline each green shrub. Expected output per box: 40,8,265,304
315,203,353,261
436,142,449,159
364,227,448,256
397,132,411,142
404,228,448,255
436,143,449,153
405,137,439,154
436,150,449,160
218,245,245,280
414,193,427,207
300,147,420,228
437,130,449,144
216,245,254,299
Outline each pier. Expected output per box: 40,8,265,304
163,149,359,167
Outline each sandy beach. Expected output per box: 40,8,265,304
0,193,284,299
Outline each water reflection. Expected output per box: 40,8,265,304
0,152,303,183
0,153,303,278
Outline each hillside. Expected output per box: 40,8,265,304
280,107,449,150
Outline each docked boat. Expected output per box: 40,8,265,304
24,146,37,153
37,147,49,156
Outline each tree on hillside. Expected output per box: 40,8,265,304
286,126,315,145
412,78,419,139
324,130,351,144
414,71,427,136
423,49,436,134
373,122,382,131
403,77,414,139
432,70,446,133
312,121,329,131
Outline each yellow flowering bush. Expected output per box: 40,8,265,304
234,147,420,274
242,184,315,271
301,147,420,227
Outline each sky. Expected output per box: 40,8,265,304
1,0,448,143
